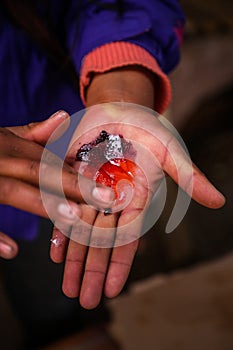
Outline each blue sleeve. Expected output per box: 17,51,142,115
68,0,185,74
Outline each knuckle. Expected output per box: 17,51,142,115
35,192,43,207
71,175,80,193
0,128,10,137
28,159,39,179
19,123,38,141
43,150,62,167
9,142,22,155
22,123,36,133
0,128,11,150
0,178,14,203
32,191,48,216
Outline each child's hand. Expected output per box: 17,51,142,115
50,103,225,309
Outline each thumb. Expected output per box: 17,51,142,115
0,232,18,259
7,110,70,145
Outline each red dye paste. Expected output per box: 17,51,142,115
76,131,137,207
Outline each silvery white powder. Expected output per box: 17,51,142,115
105,134,123,161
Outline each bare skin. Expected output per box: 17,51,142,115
48,67,225,309
0,110,113,259
0,67,225,306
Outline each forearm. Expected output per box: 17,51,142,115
85,66,156,109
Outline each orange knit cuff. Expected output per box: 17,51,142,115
80,41,171,114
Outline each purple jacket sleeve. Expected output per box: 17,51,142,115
68,0,185,74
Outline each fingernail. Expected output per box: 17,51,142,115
49,110,69,120
92,187,114,203
0,242,12,256
57,203,80,219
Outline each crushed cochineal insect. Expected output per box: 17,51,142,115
76,130,137,212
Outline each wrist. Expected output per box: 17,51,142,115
85,66,155,109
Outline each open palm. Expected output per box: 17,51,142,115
50,103,225,309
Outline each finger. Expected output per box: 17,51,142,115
153,134,226,209
104,176,149,298
50,226,70,263
0,127,45,161
122,123,225,209
104,207,142,298
187,163,225,208
62,205,96,299
79,212,117,309
62,241,87,298
0,156,114,206
2,112,72,171
0,176,81,224
0,231,18,259
104,240,139,299
128,125,225,209
7,110,70,145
